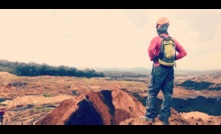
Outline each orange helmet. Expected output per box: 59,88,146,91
156,17,170,28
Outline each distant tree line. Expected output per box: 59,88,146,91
0,60,104,78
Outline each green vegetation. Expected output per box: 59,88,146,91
43,93,53,97
0,59,104,78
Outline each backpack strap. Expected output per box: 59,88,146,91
159,35,165,39
159,34,172,39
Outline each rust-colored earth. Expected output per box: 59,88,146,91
0,71,221,125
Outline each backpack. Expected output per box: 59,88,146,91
158,35,176,66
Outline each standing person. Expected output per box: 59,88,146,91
145,17,187,125
0,108,5,125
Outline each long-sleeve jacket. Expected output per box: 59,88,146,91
148,33,187,66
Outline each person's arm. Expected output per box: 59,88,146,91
174,39,187,60
148,37,158,61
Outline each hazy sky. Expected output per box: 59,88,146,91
0,9,220,70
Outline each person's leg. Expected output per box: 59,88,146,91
159,67,174,124
0,114,3,125
146,66,168,119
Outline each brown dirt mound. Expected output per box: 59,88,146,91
36,89,145,125
120,108,189,125
36,88,190,125
181,111,221,125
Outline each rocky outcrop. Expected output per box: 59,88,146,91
120,108,189,125
36,89,145,125
178,80,221,90
181,111,221,125
172,96,221,116
36,89,192,125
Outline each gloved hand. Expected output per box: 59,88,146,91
153,55,159,63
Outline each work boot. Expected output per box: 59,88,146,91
140,116,155,123
159,116,169,125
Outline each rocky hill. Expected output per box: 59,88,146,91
177,71,221,90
